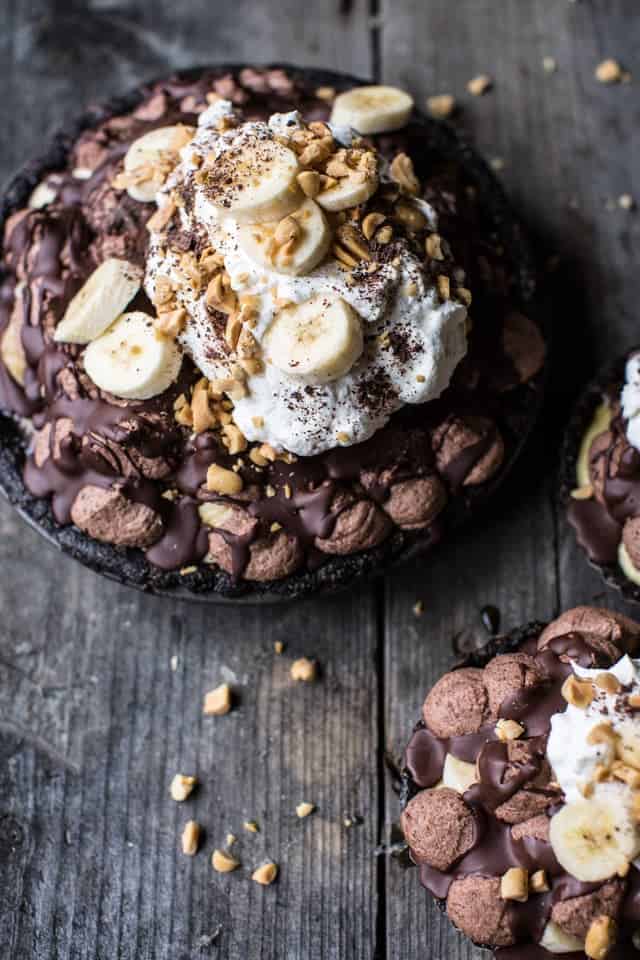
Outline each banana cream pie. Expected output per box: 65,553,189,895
564,352,640,603
0,66,546,597
402,605,640,959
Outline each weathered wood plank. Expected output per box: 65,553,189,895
0,3,379,959
380,0,637,956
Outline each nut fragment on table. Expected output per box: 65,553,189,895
181,820,201,856
203,683,233,716
252,862,278,885
290,657,317,682
170,774,197,802
467,74,492,96
595,59,622,84
212,848,240,873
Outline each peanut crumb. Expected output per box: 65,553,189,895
595,58,622,84
296,801,316,818
291,657,317,682
170,774,197,802
181,820,201,856
211,849,240,873
274,640,284,655
529,869,549,894
413,600,424,617
252,862,278,885
203,683,232,716
500,867,529,902
495,718,525,741
467,74,492,96
243,820,259,833
426,94,456,118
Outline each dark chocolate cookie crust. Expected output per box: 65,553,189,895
0,63,550,602
559,355,640,605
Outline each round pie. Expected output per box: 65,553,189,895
402,604,640,958
0,65,547,599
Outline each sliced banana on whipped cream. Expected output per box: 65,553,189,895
83,311,182,400
138,96,468,455
236,199,331,276
549,782,640,882
54,258,142,344
203,132,302,224
122,125,194,202
264,295,363,385
329,85,414,135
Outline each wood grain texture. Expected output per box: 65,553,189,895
1,1,639,958
380,1,638,957
0,2,379,959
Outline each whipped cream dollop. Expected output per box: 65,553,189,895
621,352,640,450
145,102,468,456
547,654,640,803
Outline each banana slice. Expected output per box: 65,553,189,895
539,921,584,954
1,295,26,386
29,181,57,209
83,311,182,400
237,199,331,276
265,295,363,385
619,541,640,586
329,85,414,135
576,400,612,487
123,126,189,202
616,718,640,770
549,784,640,882
315,169,378,213
54,259,143,345
441,754,477,794
208,134,302,224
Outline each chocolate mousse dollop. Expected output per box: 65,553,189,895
402,606,640,958
0,67,545,591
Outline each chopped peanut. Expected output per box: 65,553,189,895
203,683,232,716
181,820,201,856
252,862,278,885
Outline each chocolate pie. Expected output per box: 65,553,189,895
402,605,640,958
0,65,547,598
562,351,640,603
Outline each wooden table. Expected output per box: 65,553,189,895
0,2,637,957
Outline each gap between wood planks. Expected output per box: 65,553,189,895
371,3,388,954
